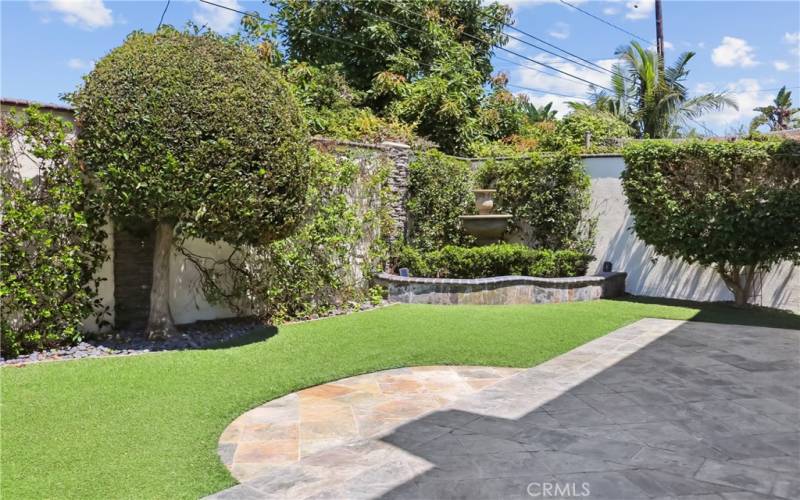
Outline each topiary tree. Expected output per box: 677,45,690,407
70,28,310,338
1,107,108,357
622,139,800,306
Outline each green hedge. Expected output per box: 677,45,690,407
393,243,594,279
476,150,594,252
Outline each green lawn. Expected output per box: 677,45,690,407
2,300,798,499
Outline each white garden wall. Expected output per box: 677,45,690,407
584,155,799,312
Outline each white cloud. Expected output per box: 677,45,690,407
511,54,615,115
711,37,758,68
602,7,619,15
548,22,570,40
193,0,243,34
38,0,113,29
67,58,94,70
625,0,654,20
693,79,771,131
773,60,790,71
784,32,800,56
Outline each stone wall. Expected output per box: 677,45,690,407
377,272,627,305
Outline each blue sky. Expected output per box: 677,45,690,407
2,0,799,133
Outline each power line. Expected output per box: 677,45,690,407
367,0,613,92
198,0,610,96
506,83,588,100
157,0,171,30
559,0,653,45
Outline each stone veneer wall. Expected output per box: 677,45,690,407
311,137,411,243
377,272,626,305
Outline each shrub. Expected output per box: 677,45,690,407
1,107,108,357
70,28,310,337
476,150,594,252
546,110,632,152
406,150,476,251
183,149,393,322
622,139,800,306
393,243,593,278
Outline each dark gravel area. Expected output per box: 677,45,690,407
1,301,388,366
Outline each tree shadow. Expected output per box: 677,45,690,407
368,321,800,499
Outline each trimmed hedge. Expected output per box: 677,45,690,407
394,243,594,279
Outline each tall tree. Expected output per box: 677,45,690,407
270,0,511,153
70,28,311,338
749,86,800,132
570,42,736,138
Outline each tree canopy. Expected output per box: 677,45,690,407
70,27,311,337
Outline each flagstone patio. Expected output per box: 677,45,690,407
210,318,800,500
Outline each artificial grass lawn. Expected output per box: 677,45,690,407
2,300,799,499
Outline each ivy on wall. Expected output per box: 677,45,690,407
477,150,595,253
182,147,394,322
1,107,108,357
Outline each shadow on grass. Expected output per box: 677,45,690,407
206,325,279,349
614,295,800,330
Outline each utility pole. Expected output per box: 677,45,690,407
655,0,664,60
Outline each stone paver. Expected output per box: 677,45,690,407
220,365,523,481
209,319,800,499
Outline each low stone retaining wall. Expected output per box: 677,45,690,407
376,272,626,305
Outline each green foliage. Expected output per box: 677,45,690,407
0,107,108,357
749,86,800,132
185,149,393,322
622,139,800,304
69,27,310,245
285,62,414,143
547,110,632,152
478,75,527,142
477,151,594,251
393,243,593,278
570,42,736,138
273,0,511,154
406,150,476,251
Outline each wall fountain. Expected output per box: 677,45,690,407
459,189,511,245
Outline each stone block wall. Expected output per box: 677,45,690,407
377,272,627,305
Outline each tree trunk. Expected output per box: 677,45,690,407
146,221,178,339
716,263,753,308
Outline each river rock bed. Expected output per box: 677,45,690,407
1,301,388,366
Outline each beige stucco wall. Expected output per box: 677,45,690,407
168,238,238,325
584,155,799,312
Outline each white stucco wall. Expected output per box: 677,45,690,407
584,155,800,312
168,238,238,325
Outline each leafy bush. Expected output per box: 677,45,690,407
286,62,414,143
406,150,477,250
393,243,593,278
544,111,632,152
477,151,594,252
406,150,477,251
70,27,310,337
1,107,108,357
184,149,393,322
622,139,800,306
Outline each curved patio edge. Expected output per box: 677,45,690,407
376,271,627,305
216,365,524,483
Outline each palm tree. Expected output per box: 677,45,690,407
749,86,800,132
519,101,557,122
569,42,737,138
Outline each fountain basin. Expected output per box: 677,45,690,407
459,214,512,245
